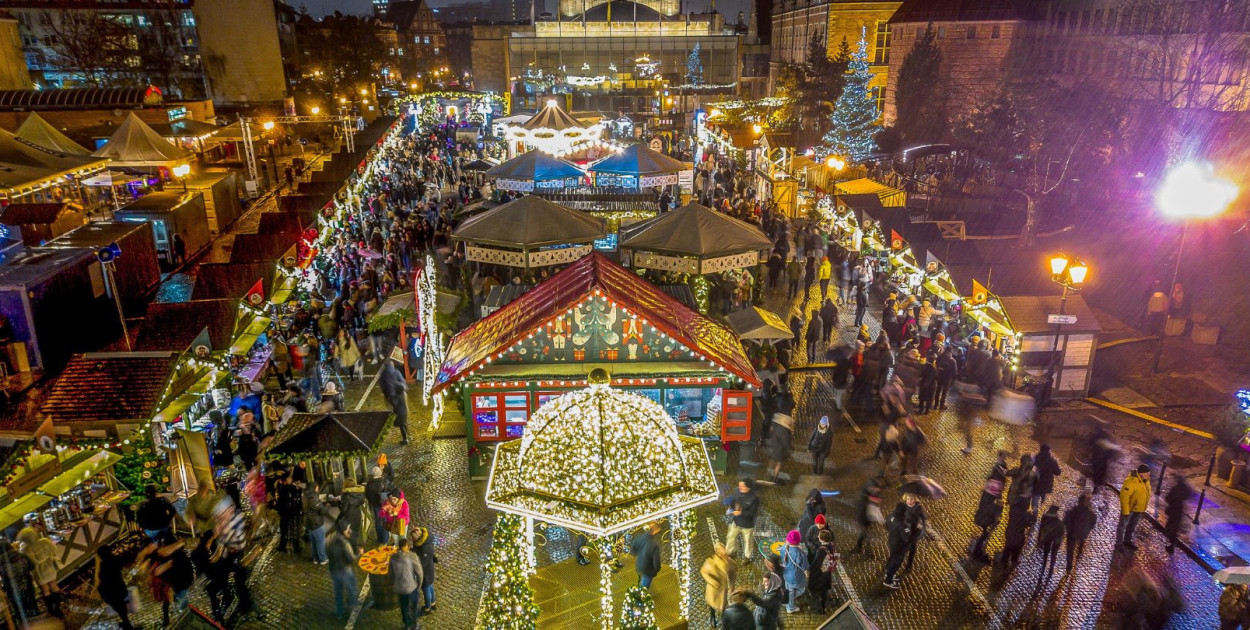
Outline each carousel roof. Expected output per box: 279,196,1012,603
588,143,687,177
485,151,583,182
452,195,605,248
520,102,586,131
485,384,718,536
621,202,772,258
264,411,393,458
431,253,760,392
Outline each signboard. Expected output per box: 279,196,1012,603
679,166,694,191
1047,314,1078,325
639,173,679,188
6,457,60,498
165,106,189,122
649,138,663,152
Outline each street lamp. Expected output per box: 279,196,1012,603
262,121,275,131
310,106,320,115
1151,161,1238,371
825,156,846,171
1042,253,1088,404
172,163,190,193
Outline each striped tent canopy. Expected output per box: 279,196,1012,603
520,101,585,131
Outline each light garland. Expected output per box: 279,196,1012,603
416,253,446,430
598,537,615,630
618,586,659,630
669,510,693,621
475,513,541,630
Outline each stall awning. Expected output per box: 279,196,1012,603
152,367,231,426
0,493,52,529
834,178,905,207
36,450,122,498
270,275,298,305
229,314,272,355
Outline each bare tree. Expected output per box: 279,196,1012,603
132,10,201,98
41,10,132,87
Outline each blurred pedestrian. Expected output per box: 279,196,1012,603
379,359,411,444
751,555,785,629
700,543,736,628
1032,444,1063,512
1036,505,1064,584
17,526,61,616
1063,492,1097,572
806,310,824,361
854,474,885,555
820,298,838,340
725,478,760,561
1163,475,1194,555
970,452,1007,563
882,501,915,589
304,481,331,564
631,521,662,589
327,522,360,621
94,541,135,630
276,474,304,554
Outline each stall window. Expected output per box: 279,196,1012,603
721,390,754,442
473,392,531,441
664,388,710,422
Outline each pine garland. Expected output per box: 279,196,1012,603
618,586,659,630
475,514,541,630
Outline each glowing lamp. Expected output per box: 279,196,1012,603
310,106,320,115
546,99,558,108
826,156,845,170
1049,254,1070,276
172,164,190,179
1067,261,1088,285
1156,161,1238,219
752,124,762,134
262,121,275,131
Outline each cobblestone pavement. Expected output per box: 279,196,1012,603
69,262,1224,628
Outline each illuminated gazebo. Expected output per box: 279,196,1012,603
620,202,772,275
485,150,585,192
452,195,606,268
505,98,606,158
587,143,687,189
483,369,718,628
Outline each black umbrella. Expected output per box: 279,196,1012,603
463,159,493,172
898,475,947,500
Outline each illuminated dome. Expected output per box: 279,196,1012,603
485,380,718,536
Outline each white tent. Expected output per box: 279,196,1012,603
91,113,192,168
15,113,90,156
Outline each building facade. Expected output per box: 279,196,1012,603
508,3,741,116
883,0,1037,125
0,16,32,90
192,0,296,107
8,0,206,99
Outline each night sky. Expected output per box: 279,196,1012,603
297,0,750,21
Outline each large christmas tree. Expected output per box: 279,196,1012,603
475,515,541,630
821,29,879,163
618,586,660,630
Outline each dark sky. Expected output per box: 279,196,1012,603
297,0,749,20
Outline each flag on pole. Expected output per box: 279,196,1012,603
244,279,265,308
970,279,990,305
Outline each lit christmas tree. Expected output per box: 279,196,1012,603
475,514,540,630
686,43,704,87
618,586,659,630
821,29,880,163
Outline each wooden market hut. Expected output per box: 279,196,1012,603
452,195,605,269
999,295,1102,400
0,202,86,246
262,411,394,485
40,351,180,438
430,252,760,479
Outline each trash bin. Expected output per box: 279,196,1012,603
1230,460,1246,488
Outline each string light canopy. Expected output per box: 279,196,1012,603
505,99,609,158
485,369,718,538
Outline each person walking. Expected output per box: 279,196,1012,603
853,282,869,327
1163,475,1194,555
1062,492,1097,572
809,529,838,614
901,494,927,572
275,474,304,554
804,255,817,297
136,484,177,541
806,310,824,361
17,526,61,617
766,384,795,483
304,481,331,564
327,522,361,621
412,527,438,613
1117,464,1152,551
830,351,852,415
781,529,809,613
388,538,424,629
725,478,760,561
1090,427,1119,496
749,557,785,630
786,256,803,300
789,311,804,348
818,256,832,298
882,501,915,589
854,474,885,555
379,359,411,444
1036,505,1065,584
935,347,958,411
631,521,663,589
94,541,136,630
699,543,736,628
1032,444,1063,513
970,452,1008,563
820,298,838,341
807,416,833,475
999,454,1038,570
720,590,754,630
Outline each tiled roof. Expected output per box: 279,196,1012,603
889,0,1041,23
133,299,239,352
40,352,179,422
432,253,760,393
229,233,297,264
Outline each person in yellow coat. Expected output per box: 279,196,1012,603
818,256,833,299
1117,464,1152,551
700,543,737,628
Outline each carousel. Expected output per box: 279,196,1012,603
480,368,718,629
503,99,609,159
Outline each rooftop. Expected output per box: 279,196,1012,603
40,352,179,423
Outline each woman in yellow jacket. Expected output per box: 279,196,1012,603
818,257,833,300
1117,464,1151,550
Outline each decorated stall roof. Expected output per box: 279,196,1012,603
485,151,584,191
134,299,240,353
40,352,180,423
263,411,393,459
520,103,586,131
621,202,772,258
15,113,89,156
432,253,760,392
452,195,605,248
588,143,687,177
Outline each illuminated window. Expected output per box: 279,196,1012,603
872,86,885,114
873,21,891,64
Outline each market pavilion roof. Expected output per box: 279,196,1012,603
520,101,586,131
41,351,180,423
451,195,605,248
430,253,760,393
587,143,687,177
485,383,718,537
620,202,773,258
263,411,393,459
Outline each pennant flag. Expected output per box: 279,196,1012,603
925,250,941,274
35,416,55,454
190,326,212,358
890,229,905,250
970,279,990,305
244,278,265,307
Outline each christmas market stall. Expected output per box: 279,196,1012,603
452,195,606,270
480,372,718,629
431,253,761,478
833,177,906,208
997,295,1101,400
261,411,394,485
586,143,687,191
484,150,585,193
726,306,793,343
